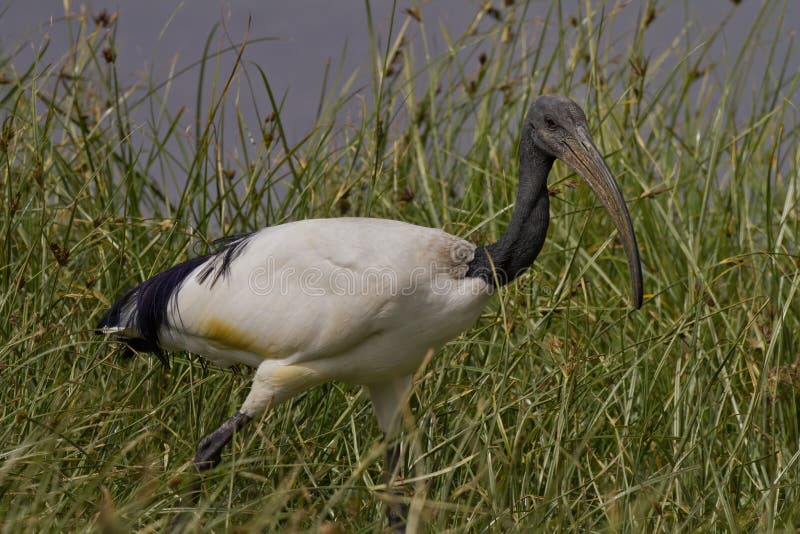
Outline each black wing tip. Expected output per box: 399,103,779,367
95,290,129,331
95,230,255,363
96,305,170,366
196,232,254,286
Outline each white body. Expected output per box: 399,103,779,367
159,218,492,431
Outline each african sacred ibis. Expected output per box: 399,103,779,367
98,94,643,531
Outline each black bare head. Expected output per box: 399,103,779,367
525,94,644,309
525,94,590,157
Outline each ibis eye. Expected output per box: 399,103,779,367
545,116,557,130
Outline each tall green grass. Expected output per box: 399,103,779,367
2,1,799,531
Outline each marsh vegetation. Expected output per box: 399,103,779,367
1,1,799,531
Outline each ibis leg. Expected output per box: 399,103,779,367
366,375,413,533
384,439,408,533
194,360,325,470
194,411,252,470
173,360,312,528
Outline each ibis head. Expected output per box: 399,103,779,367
527,94,643,308
467,94,643,308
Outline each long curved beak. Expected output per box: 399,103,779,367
560,129,643,309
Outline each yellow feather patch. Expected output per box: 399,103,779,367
202,317,281,359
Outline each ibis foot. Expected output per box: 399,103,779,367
383,441,408,533
194,411,251,471
168,411,252,529
386,500,409,534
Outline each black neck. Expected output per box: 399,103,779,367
466,127,553,287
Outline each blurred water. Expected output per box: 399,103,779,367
3,1,797,139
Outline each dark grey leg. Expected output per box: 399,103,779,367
194,411,252,470
383,439,408,533
170,411,252,530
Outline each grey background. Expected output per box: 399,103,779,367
3,1,797,140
